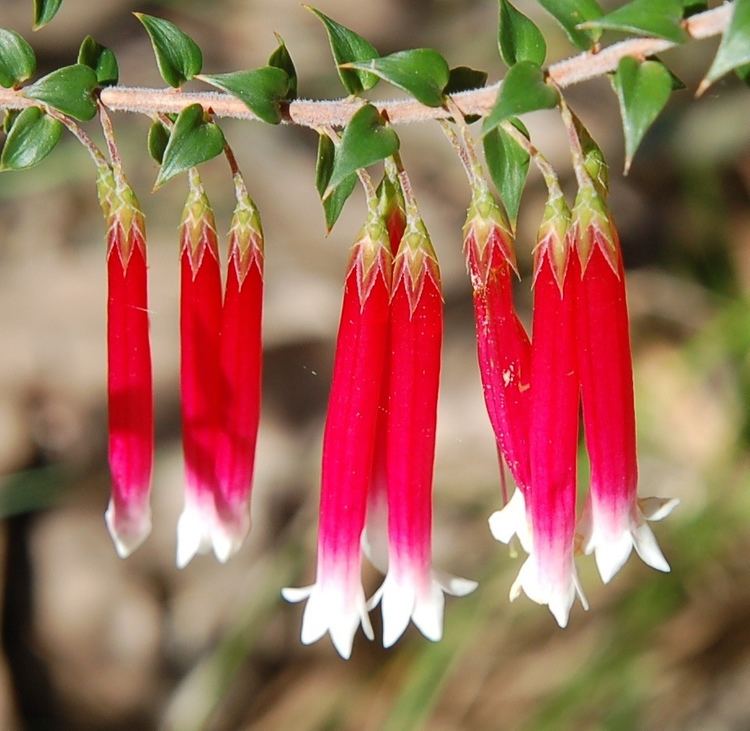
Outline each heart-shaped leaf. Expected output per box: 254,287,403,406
155,103,225,188
498,0,546,67
536,0,603,50
316,133,357,232
305,5,379,94
326,104,400,193
445,66,488,94
699,0,750,93
135,13,202,88
0,106,63,171
78,35,118,86
268,33,297,99
346,49,450,107
612,57,672,173
580,0,687,43
0,29,36,88
483,117,530,228
482,61,559,135
199,67,290,125
33,0,63,30
147,119,170,164
23,64,98,121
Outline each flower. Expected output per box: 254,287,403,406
213,173,265,562
283,206,392,658
176,169,224,569
100,165,154,558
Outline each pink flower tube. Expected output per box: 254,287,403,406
573,183,677,583
511,194,587,627
100,167,154,557
283,209,392,658
370,213,476,648
176,170,223,569
213,174,264,561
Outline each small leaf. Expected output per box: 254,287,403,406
135,13,202,88
0,29,36,88
482,61,559,135
445,66,488,94
155,103,225,188
78,35,118,86
0,106,62,170
612,57,672,173
580,0,687,44
327,104,400,193
199,67,289,125
147,120,169,164
23,64,98,121
346,49,450,107
3,110,19,134
33,0,63,30
683,2,708,18
536,0,603,50
498,0,546,67
700,0,750,93
305,5,379,94
315,133,356,232
483,117,529,227
268,33,297,98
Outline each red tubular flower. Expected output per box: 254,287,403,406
573,182,677,583
283,207,392,658
176,170,224,569
213,174,264,562
370,213,476,648
511,194,587,627
100,166,154,557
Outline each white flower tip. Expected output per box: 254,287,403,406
639,496,680,522
381,576,414,648
281,585,313,603
488,490,530,552
175,504,213,569
211,510,251,563
105,500,151,558
633,522,671,573
594,530,634,584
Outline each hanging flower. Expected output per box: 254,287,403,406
370,211,476,648
176,169,224,569
100,165,154,558
573,181,677,583
212,173,265,562
283,205,392,658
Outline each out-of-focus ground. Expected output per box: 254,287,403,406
1,1,750,729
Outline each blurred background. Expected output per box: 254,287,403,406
1,0,749,729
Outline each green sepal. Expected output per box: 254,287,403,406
0,29,36,88
482,61,559,136
0,106,63,171
33,0,63,31
154,103,225,189
463,184,516,277
534,189,572,290
78,35,119,86
23,64,98,121
700,0,750,93
134,13,202,88
579,0,687,44
147,119,169,164
304,5,379,95
498,0,546,67
199,67,290,125
536,0,603,51
346,49,450,107
180,168,217,262
268,33,297,99
376,170,404,223
228,173,264,282
315,133,356,232
570,112,609,197
571,179,616,273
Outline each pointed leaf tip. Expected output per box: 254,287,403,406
199,68,289,125
579,0,687,44
498,0,547,67
135,12,202,88
700,0,750,92
33,0,63,30
23,64,99,121
0,28,36,87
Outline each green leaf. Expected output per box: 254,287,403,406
315,133,356,232
268,33,297,98
736,62,750,86
580,0,687,44
135,13,202,88
199,67,289,125
483,117,529,227
0,29,36,88
445,66,488,94
327,104,399,193
305,5,379,95
700,0,750,91
0,106,62,170
78,35,119,86
155,103,225,188
346,49,450,107
612,57,672,173
33,0,63,30
498,0,546,67
23,64,98,121
536,0,603,50
147,120,169,164
482,61,559,135
3,110,19,134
